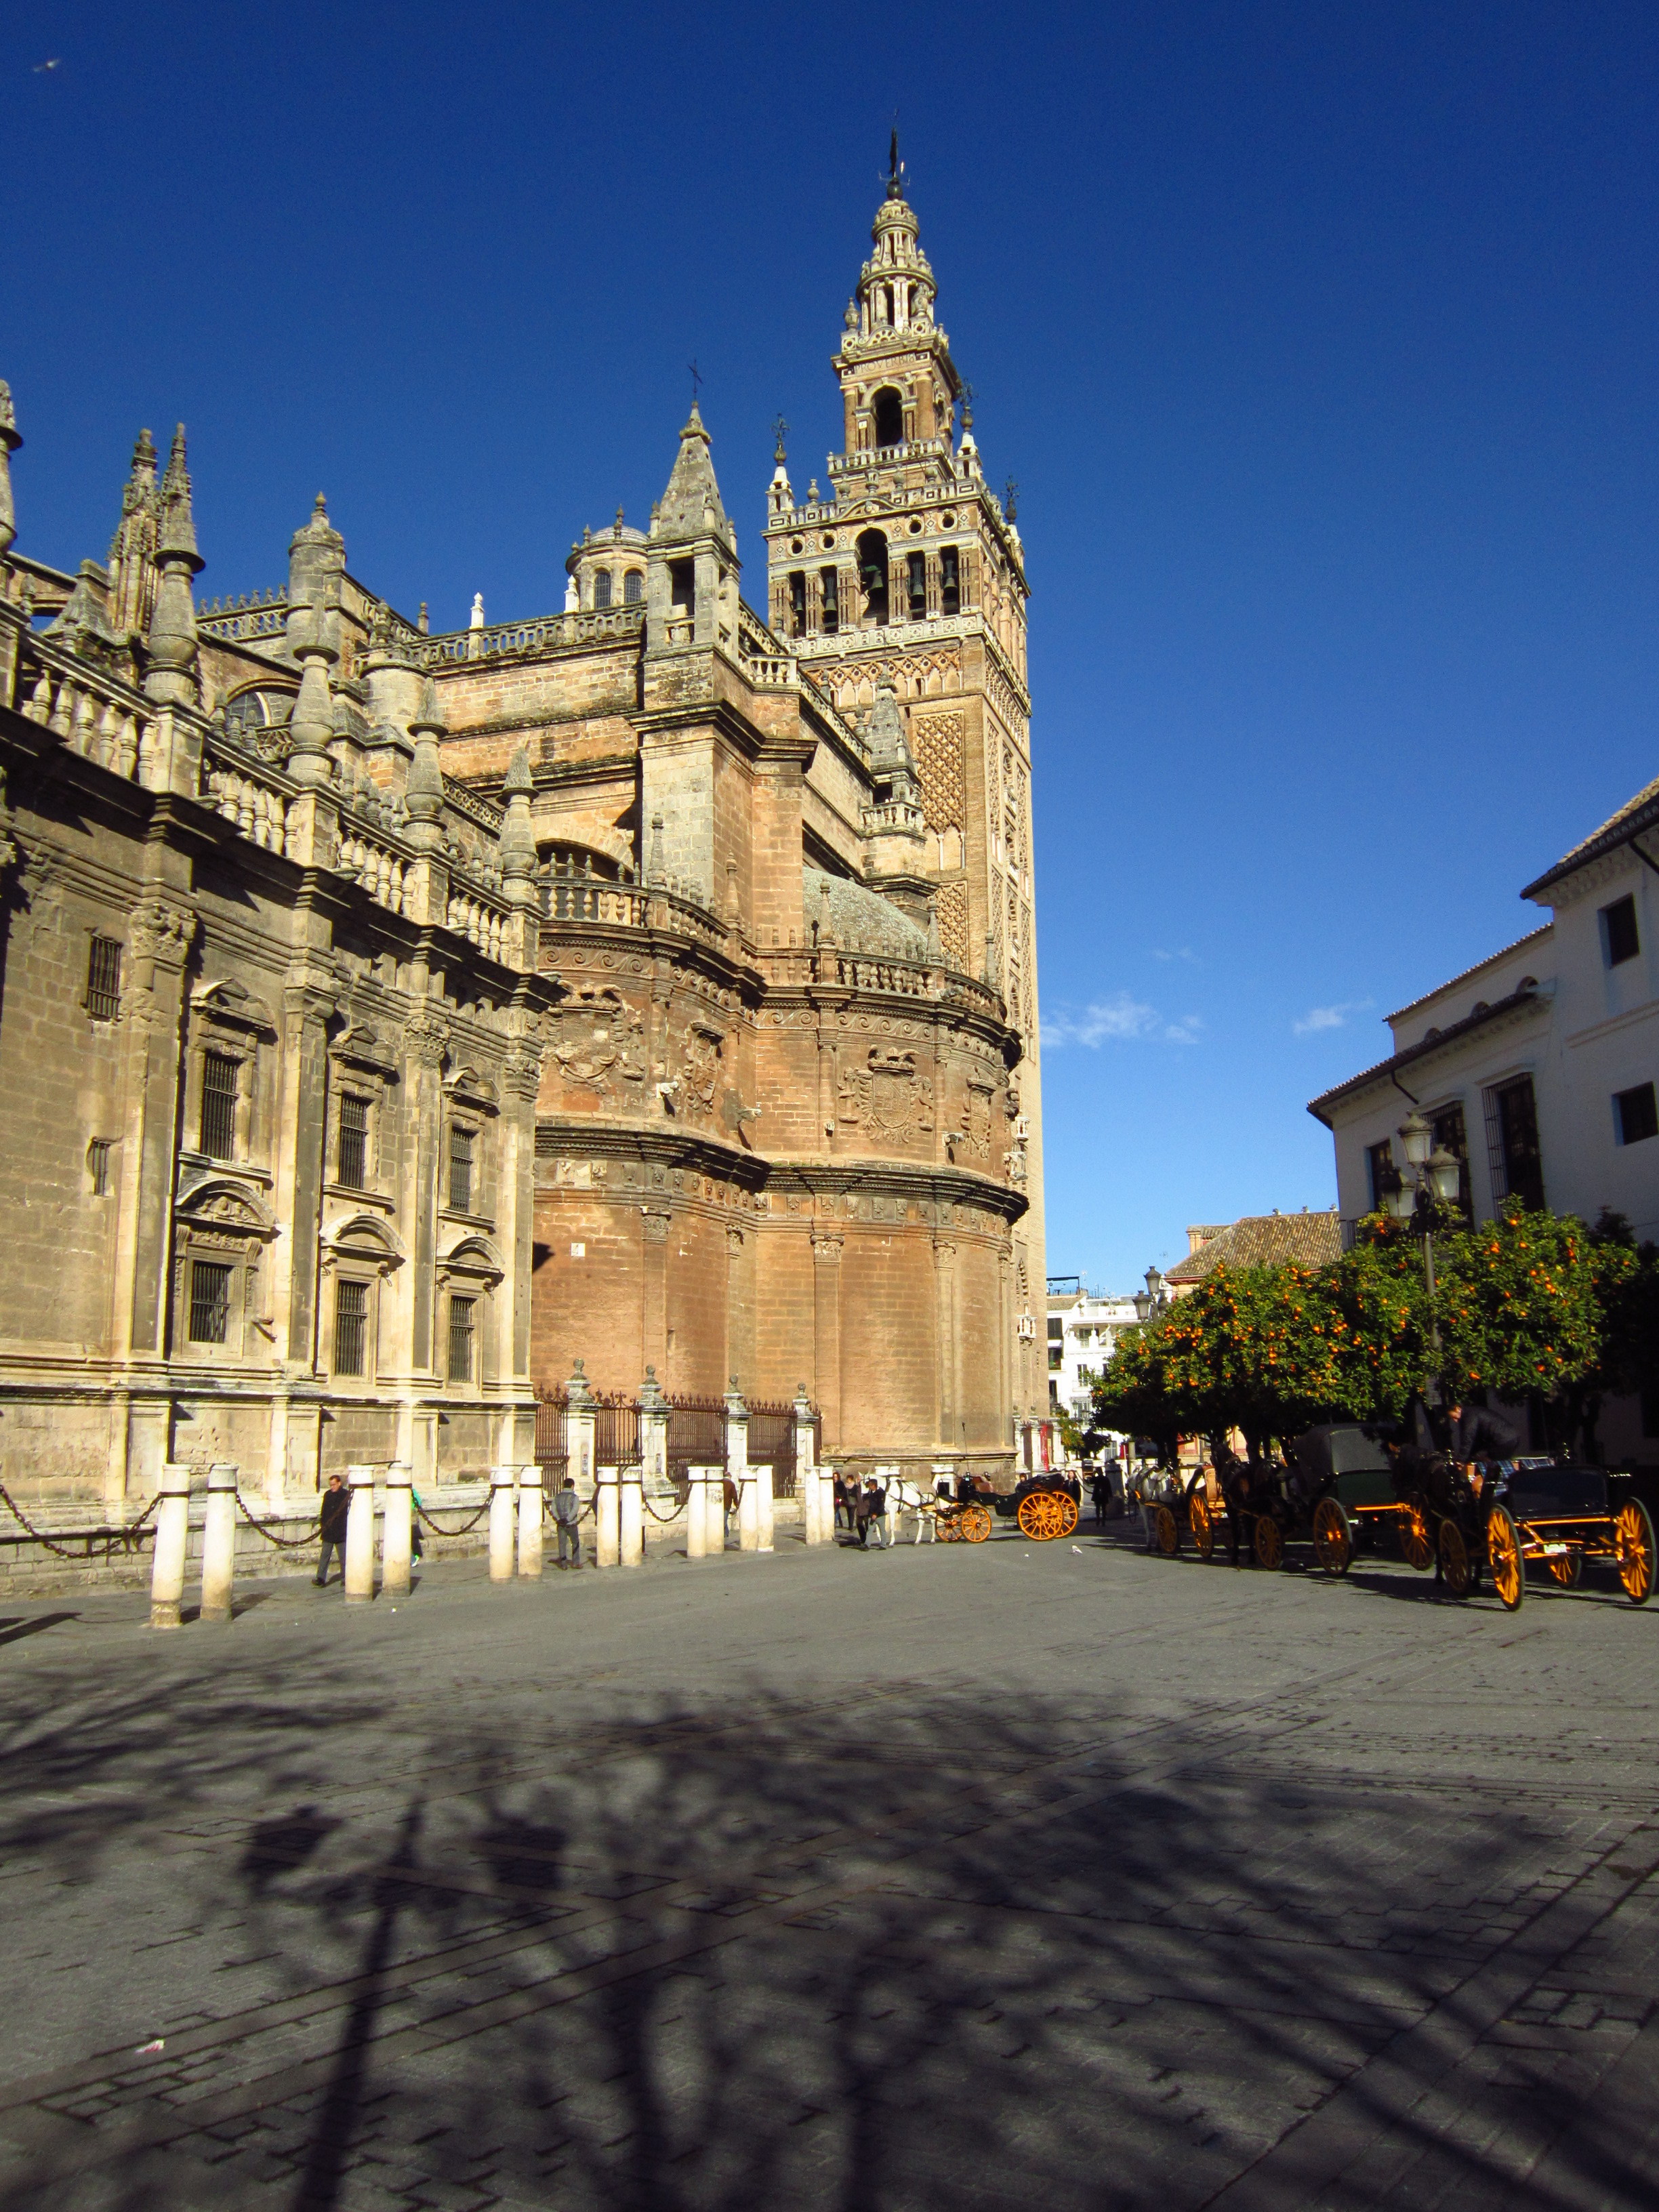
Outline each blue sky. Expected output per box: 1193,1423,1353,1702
7,2,1657,1290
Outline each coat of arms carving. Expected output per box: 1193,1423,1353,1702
551,987,643,1099
838,1048,933,1145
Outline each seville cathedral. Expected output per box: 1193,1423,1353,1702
0,161,1048,1529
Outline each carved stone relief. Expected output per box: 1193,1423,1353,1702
550,986,644,1099
837,1047,934,1145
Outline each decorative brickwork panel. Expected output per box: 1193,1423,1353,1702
912,710,966,832
937,881,970,971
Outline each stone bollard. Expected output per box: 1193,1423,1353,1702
685,1465,709,1559
794,1386,821,1547
754,1464,775,1554
517,1464,544,1579
148,1463,193,1630
382,1464,413,1595
595,1465,620,1568
738,1469,759,1553
345,1465,377,1605
619,1462,644,1568
489,1467,518,1583
200,1462,239,1623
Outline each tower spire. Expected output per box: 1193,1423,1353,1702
144,426,204,706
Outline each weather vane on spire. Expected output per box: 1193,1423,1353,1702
689,360,702,406
887,119,905,199
772,415,788,464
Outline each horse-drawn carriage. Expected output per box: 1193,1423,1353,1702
1000,1471,1080,1540
1405,1456,1657,1609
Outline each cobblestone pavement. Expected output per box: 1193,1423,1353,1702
0,1519,1656,2211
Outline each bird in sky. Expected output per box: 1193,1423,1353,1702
34,58,62,73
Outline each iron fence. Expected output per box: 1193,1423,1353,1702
667,1395,725,1501
594,1391,642,1472
533,1385,568,1481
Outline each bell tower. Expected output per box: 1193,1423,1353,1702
764,148,1048,1446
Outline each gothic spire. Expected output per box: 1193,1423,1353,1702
144,426,203,706
107,428,161,639
654,402,731,543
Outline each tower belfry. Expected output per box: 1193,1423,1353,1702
764,164,1048,1433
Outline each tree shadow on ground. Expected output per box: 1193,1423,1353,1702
0,1642,1646,2211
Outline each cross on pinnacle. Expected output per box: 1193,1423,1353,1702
689,360,702,406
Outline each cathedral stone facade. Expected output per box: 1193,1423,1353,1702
0,171,1047,1526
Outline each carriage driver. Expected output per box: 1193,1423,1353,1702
1446,1400,1520,1496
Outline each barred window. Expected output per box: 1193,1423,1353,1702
449,1124,474,1214
199,1052,239,1160
623,569,643,604
86,936,123,1022
334,1278,368,1376
88,1138,115,1197
188,1260,231,1345
593,569,613,609
338,1094,369,1189
448,1294,476,1382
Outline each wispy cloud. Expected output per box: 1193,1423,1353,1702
1293,998,1372,1037
1044,994,1204,1048
1151,946,1199,965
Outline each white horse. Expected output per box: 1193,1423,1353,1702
888,1475,943,1544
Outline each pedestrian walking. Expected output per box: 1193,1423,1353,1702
1090,1469,1113,1525
411,1486,425,1563
314,1474,348,1586
552,1475,583,1567
723,1473,739,1547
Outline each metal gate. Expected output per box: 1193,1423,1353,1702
667,1395,724,1500
594,1391,641,1471
747,1402,798,1498
533,1385,568,1482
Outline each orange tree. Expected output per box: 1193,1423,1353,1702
1433,1202,1603,1422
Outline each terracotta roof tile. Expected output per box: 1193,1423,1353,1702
1521,773,1659,901
1165,1210,1343,1284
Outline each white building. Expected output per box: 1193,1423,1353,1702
1309,769,1659,1462
1046,1279,1139,1443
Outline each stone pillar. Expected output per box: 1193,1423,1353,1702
685,1465,709,1559
619,1463,644,1568
489,1467,517,1582
200,1462,239,1624
344,1465,376,1604
565,1359,597,1497
116,899,197,1365
594,1465,620,1568
754,1464,774,1554
382,1462,413,1595
517,1463,544,1578
497,1033,545,1470
794,1387,821,1545
737,1468,759,1553
148,1463,192,1630
403,1010,451,1385
268,977,337,1399
639,1365,669,1494
642,1208,670,1372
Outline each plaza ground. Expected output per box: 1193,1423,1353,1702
0,1520,1656,2210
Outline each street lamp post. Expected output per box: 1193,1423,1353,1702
1385,1111,1462,1401
1132,1265,1168,1324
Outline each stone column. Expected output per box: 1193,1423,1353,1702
489,1467,517,1582
345,1465,376,1604
115,899,197,1366
642,1208,670,1372
148,1462,192,1629
496,1033,544,1470
639,1364,669,1494
565,1359,597,1496
382,1462,413,1595
685,1465,709,1559
812,1233,844,1452
267,975,337,1420
737,1468,759,1553
794,1386,821,1545
594,1465,620,1568
517,1463,544,1578
754,1464,774,1555
619,1462,644,1568
200,1462,239,1624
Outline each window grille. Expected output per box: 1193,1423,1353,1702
86,937,123,1021
448,1294,475,1382
593,569,613,609
199,1052,239,1160
449,1124,474,1214
335,1278,367,1376
1483,1076,1544,1210
88,1138,114,1197
623,569,643,605
1366,1137,1400,1212
338,1094,369,1188
1429,1101,1472,1220
188,1260,231,1345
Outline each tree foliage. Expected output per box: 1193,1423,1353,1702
1089,1200,1645,1456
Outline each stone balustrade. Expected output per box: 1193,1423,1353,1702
420,605,645,664
16,637,154,783
447,885,512,962
202,741,290,854
336,825,408,914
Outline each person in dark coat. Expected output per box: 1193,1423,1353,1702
1448,1401,1521,1495
315,1475,349,1586
1090,1470,1113,1523
859,1475,889,1549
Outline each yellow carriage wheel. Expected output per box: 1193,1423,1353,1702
1486,1504,1524,1613
1019,1491,1066,1541
937,1511,961,1544
1191,1494,1216,1562
1058,1496,1079,1539
1252,1514,1284,1571
1398,1497,1435,1573
1153,1503,1181,1556
1439,1519,1473,1599
1614,1500,1656,1605
1547,1552,1580,1588
962,1503,994,1544
1311,1496,1353,1578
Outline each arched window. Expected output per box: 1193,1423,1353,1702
787,571,806,639
855,530,890,626
623,569,643,604
907,551,926,619
873,388,904,450
592,569,613,609
940,545,960,617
